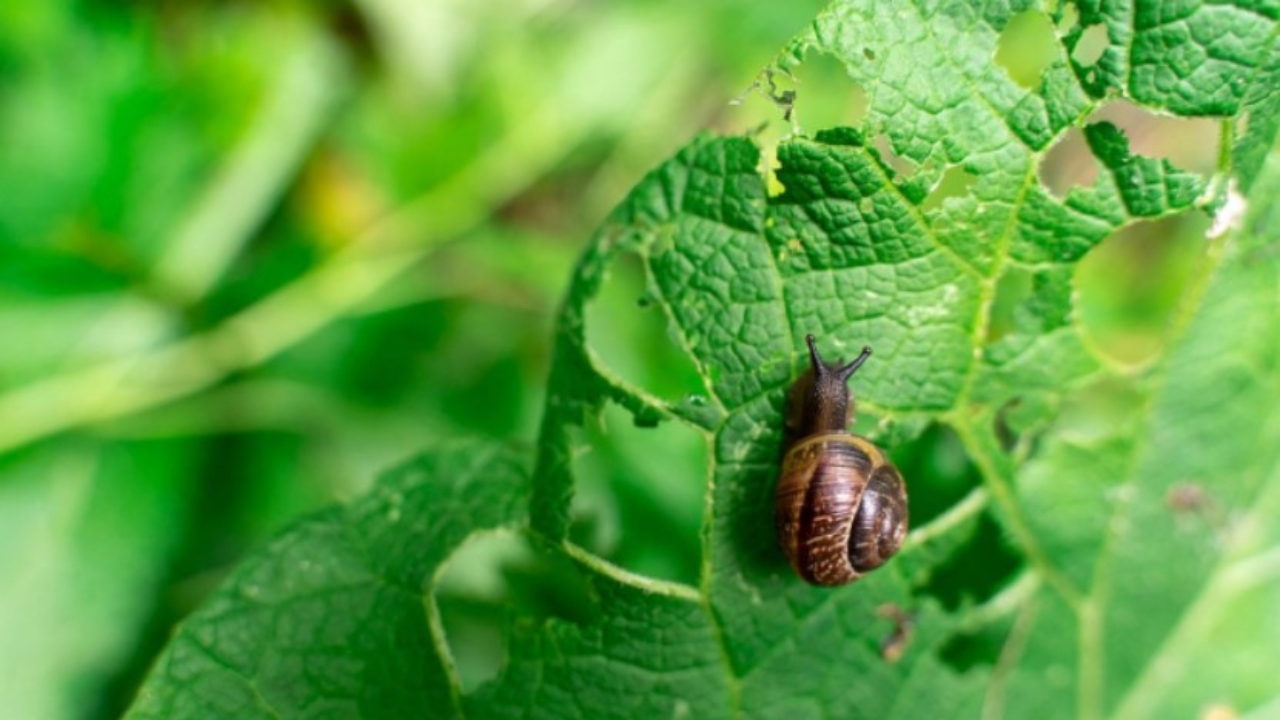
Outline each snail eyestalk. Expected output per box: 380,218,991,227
804,334,824,374
804,334,872,381
839,347,872,380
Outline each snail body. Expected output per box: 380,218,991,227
775,334,908,586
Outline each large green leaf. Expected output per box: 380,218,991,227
126,0,1280,718
127,442,530,719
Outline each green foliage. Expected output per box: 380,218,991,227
128,442,530,719
5,0,1280,718
1,2,820,717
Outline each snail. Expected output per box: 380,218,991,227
774,334,909,586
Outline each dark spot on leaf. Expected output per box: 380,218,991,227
863,47,876,61
992,395,1052,460
876,604,915,663
994,398,1021,452
1166,482,1210,513
1166,481,1229,535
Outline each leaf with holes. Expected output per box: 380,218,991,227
125,1,1280,718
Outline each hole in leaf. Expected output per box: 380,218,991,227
727,67,800,123
1056,2,1080,32
787,50,869,131
584,251,705,404
719,71,798,140
920,165,979,212
993,393,1055,456
568,402,707,586
995,10,1060,90
435,593,507,694
1072,23,1108,67
919,510,1023,612
1039,126,1102,199
435,530,597,692
435,531,530,692
891,424,982,527
994,399,1020,452
940,615,1016,671
1075,214,1210,366
985,266,1033,343
1084,99,1221,175
1055,375,1147,439
872,135,916,179
936,607,1013,671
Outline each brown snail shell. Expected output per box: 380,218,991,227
774,334,908,586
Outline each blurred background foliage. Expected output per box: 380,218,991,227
0,1,1225,718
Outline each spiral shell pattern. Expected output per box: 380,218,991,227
775,433,909,586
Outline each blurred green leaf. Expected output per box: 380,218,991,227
95,0,1280,717
0,439,202,720
0,1,827,719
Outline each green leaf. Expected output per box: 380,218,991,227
464,554,732,720
126,442,530,719
0,439,201,720
126,0,1280,718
